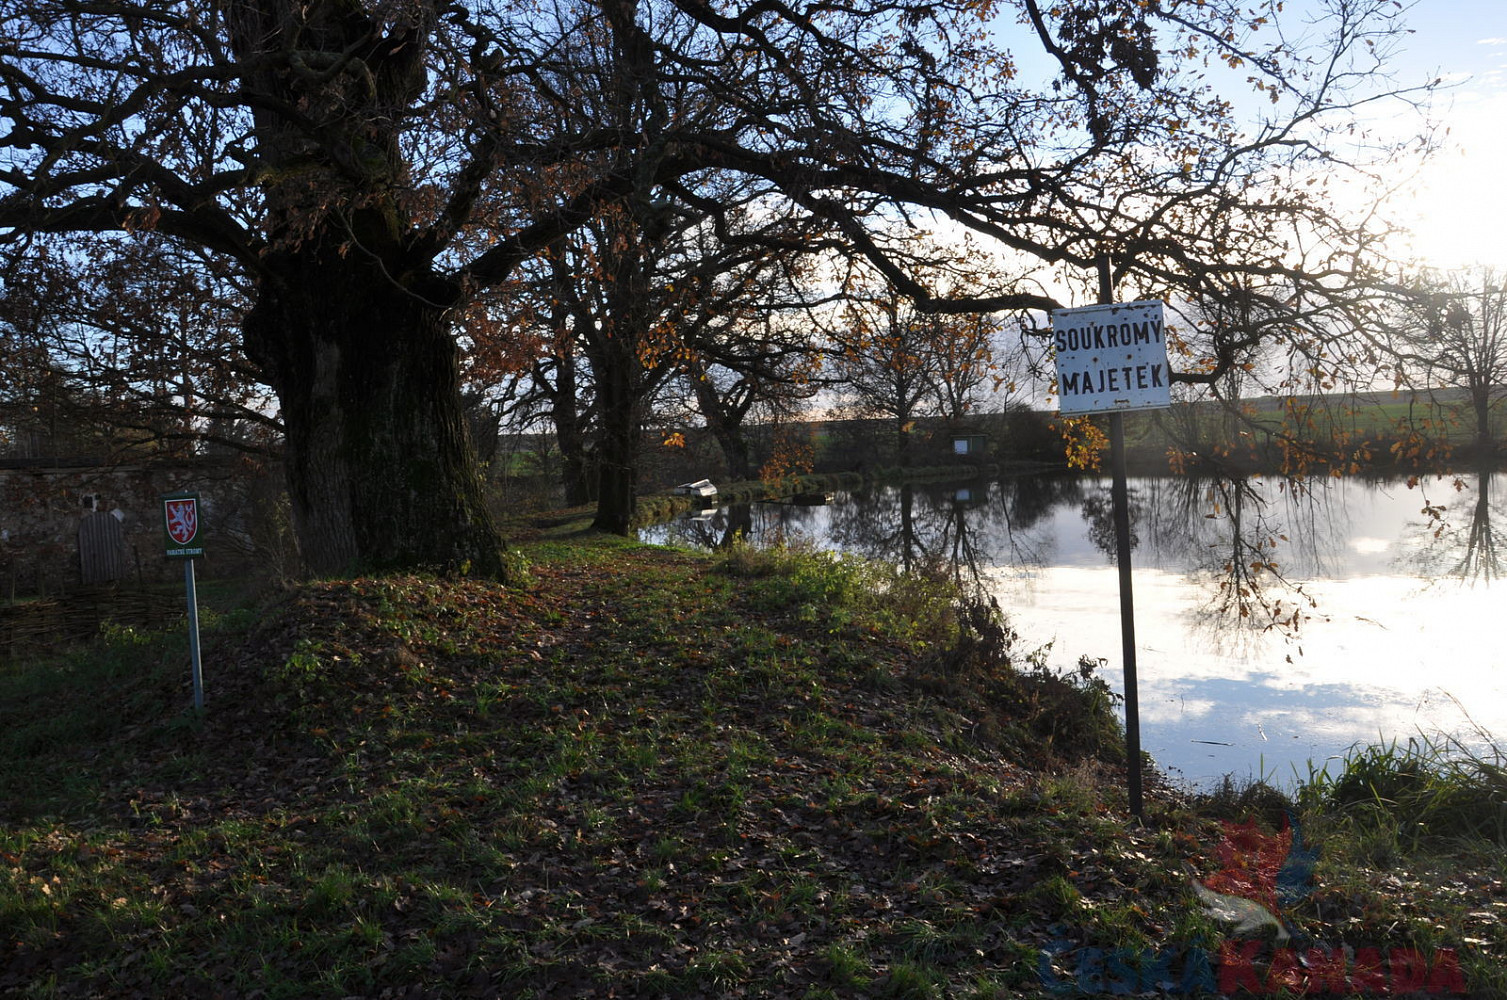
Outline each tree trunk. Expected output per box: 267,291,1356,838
585,217,657,537
245,243,506,578
226,2,504,577
550,353,598,507
691,372,754,481
720,433,754,482
1473,386,1493,455
896,413,913,468
560,436,598,508
591,340,642,535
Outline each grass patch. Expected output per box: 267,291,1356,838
1305,733,1507,849
0,614,243,817
1,535,1504,997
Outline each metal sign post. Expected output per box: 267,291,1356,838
1050,260,1171,819
162,492,205,711
1108,411,1142,818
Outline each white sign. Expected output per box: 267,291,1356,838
1051,300,1171,414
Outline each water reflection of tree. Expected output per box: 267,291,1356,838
998,475,1082,568
820,475,1342,654
651,501,799,550
824,478,1078,587
649,504,742,550
1406,468,1505,586
826,483,953,575
826,483,918,570
1140,477,1329,640
1079,485,1144,562
1069,476,1308,652
749,500,824,547
651,474,1376,647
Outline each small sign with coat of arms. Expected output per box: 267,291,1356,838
162,492,205,559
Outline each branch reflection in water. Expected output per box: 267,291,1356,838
642,472,1507,787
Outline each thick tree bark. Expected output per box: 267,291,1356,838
589,337,643,535
245,240,506,578
562,451,599,508
224,1,506,578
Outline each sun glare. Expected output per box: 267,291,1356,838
1382,20,1507,271
1393,88,1507,270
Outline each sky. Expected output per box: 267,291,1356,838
984,1,1507,277
1354,0,1507,270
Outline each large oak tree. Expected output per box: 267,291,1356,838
0,0,1429,573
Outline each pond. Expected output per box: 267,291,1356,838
642,471,1507,788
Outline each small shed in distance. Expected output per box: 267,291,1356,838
951,433,988,457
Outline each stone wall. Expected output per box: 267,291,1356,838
0,455,289,597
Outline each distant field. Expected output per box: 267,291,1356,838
1116,389,1502,471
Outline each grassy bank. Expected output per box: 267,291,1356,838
2,534,1505,998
